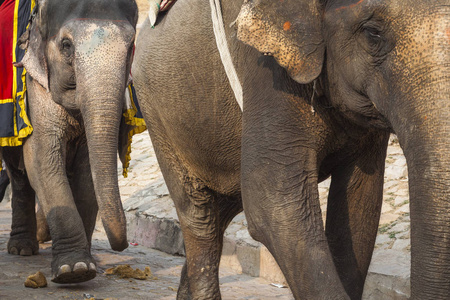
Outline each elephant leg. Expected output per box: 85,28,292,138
0,167,10,202
177,191,243,300
175,177,223,300
36,200,51,243
177,262,191,300
150,137,241,299
325,132,389,299
23,135,96,284
242,149,349,299
3,147,39,256
69,140,98,248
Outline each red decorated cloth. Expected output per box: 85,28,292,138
0,0,34,148
0,0,15,102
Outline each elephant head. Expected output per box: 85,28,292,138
21,0,138,251
238,0,449,298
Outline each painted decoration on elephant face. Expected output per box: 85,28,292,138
334,0,365,11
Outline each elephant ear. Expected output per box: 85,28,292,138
21,2,49,91
237,0,324,84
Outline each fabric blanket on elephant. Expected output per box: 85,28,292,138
0,0,146,176
120,83,147,177
0,0,34,148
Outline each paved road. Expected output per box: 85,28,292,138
0,200,293,300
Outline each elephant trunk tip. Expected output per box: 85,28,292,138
111,240,129,252
102,219,129,252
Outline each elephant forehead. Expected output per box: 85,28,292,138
45,0,138,38
66,20,134,54
394,8,449,64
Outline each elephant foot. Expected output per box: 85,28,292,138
51,250,97,284
176,288,192,300
7,237,39,256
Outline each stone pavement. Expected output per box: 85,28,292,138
119,132,411,299
0,195,293,299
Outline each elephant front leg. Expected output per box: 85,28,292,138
23,136,96,284
3,147,39,256
325,132,389,299
69,140,98,247
242,148,350,299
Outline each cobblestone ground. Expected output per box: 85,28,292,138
0,199,293,299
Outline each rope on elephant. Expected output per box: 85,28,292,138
210,0,243,111
146,0,243,110
148,0,177,27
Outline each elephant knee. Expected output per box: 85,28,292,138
246,215,265,243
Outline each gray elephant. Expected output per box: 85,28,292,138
2,0,139,284
133,0,449,299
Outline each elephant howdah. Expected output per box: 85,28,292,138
0,0,145,284
133,0,449,299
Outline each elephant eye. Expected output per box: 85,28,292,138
362,26,382,42
360,24,391,57
364,27,383,43
60,38,73,57
62,39,71,49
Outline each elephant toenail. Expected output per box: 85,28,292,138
57,264,72,276
9,247,18,255
20,248,33,256
73,262,88,272
89,263,96,271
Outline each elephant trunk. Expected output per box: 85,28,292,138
387,9,449,297
394,84,449,298
80,94,127,252
74,22,133,251
400,120,449,298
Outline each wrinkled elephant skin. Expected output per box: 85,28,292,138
133,0,448,299
2,0,138,284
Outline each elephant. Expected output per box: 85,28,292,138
1,0,138,284
133,0,449,299
0,164,9,201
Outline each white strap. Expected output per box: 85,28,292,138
209,0,243,111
